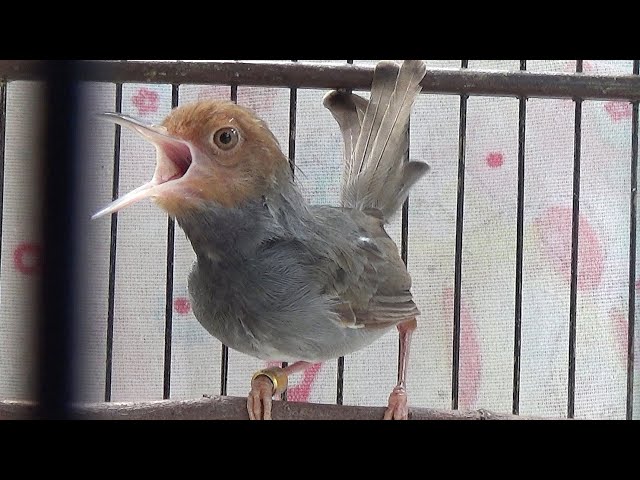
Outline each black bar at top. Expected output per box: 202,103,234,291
104,83,123,402
0,82,7,292
627,59,639,420
512,60,527,415
163,84,179,400
3,61,640,101
37,61,81,419
219,85,237,396
567,60,584,419
452,59,469,411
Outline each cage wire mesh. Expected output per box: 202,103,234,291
0,60,638,419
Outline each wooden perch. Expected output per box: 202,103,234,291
0,396,546,420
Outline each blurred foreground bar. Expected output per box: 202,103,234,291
36,60,83,419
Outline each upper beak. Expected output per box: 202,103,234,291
92,113,195,220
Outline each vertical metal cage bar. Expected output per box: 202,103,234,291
37,61,81,418
567,60,584,419
336,59,355,406
401,121,410,265
336,356,345,405
282,60,299,400
288,61,298,175
398,121,411,389
401,200,410,260
219,84,238,396
627,60,639,420
104,83,123,402
512,60,528,415
451,59,469,410
162,84,180,400
0,81,6,282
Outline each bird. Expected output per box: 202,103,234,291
93,59,430,420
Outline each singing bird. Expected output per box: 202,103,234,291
94,60,430,420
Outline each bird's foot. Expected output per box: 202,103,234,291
384,385,409,420
247,367,288,420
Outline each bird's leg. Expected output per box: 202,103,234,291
247,361,312,420
384,318,417,420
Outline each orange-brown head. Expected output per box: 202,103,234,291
93,100,291,219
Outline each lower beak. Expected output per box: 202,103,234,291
92,113,194,220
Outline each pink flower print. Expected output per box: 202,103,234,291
533,206,604,292
132,87,159,116
266,361,323,402
442,287,482,410
173,296,191,315
13,242,41,275
485,151,504,169
604,101,632,122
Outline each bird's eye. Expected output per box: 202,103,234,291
212,127,239,150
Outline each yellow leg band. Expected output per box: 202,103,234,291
252,367,288,395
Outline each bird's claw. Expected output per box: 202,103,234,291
247,367,288,420
247,375,275,420
383,385,409,420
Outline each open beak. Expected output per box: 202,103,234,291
92,112,195,220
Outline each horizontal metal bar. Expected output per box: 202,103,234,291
0,397,548,420
1,61,640,101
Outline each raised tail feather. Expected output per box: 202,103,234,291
323,60,430,222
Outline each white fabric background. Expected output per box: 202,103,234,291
0,60,637,419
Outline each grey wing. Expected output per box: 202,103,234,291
319,209,420,330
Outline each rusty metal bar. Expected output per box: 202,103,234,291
2,61,640,101
0,397,547,420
